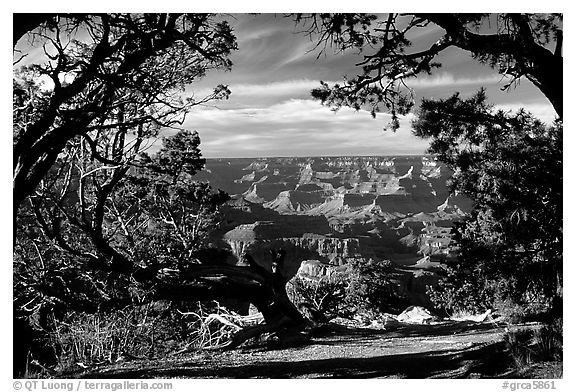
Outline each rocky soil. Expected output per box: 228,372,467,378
64,321,557,379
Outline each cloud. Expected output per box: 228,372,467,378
495,102,558,125
226,73,503,99
188,79,339,111
230,79,328,97
145,15,556,159
407,73,504,88
183,99,430,158
273,40,318,69
236,24,284,43
213,73,503,107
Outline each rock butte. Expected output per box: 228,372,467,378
194,156,473,307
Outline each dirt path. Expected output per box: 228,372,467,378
72,322,539,379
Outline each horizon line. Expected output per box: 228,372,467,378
204,153,434,160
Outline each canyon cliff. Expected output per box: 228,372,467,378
195,156,472,306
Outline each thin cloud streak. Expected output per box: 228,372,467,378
407,73,504,88
191,73,508,110
186,99,430,158
178,14,554,158
227,73,505,98
229,79,326,97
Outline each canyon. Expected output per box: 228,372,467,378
195,156,473,307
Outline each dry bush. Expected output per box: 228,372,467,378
288,259,408,322
288,275,349,320
45,300,265,372
47,302,184,370
46,300,266,372
175,302,263,351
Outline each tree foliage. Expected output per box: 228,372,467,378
290,259,408,321
14,128,228,321
346,259,407,314
415,91,562,315
297,13,562,318
295,13,562,126
13,13,236,212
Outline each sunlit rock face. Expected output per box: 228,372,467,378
263,190,324,214
222,221,364,279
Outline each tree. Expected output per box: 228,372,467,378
297,13,563,317
295,13,562,124
13,13,235,213
14,125,307,373
413,91,562,316
14,15,311,374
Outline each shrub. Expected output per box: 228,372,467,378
289,258,408,320
427,266,494,316
504,319,562,373
46,302,182,371
346,259,408,314
428,263,558,321
43,300,245,373
288,274,350,320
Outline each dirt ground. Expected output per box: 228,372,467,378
64,320,560,379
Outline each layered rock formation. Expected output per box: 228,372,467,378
222,222,363,278
199,156,471,270
192,156,476,309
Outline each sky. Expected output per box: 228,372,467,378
12,13,559,158
181,14,558,158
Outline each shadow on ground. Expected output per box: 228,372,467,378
318,320,501,339
79,322,514,379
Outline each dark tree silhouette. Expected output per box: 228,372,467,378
14,126,309,375
412,91,562,315
294,13,562,124
13,14,311,376
13,13,235,213
297,13,563,319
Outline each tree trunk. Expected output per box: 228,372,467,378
419,13,563,120
150,261,308,349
